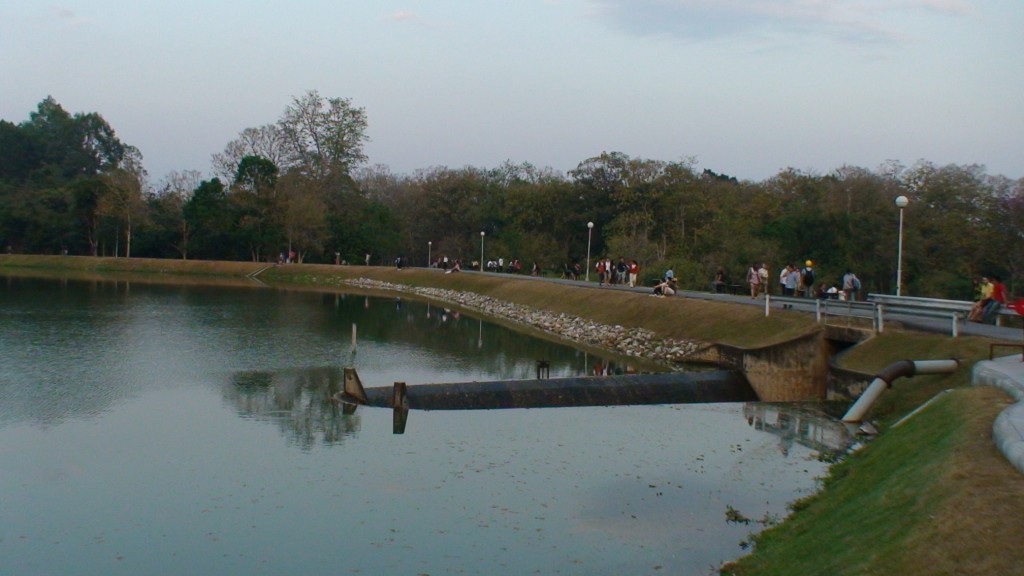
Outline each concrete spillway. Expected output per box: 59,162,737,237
346,370,756,411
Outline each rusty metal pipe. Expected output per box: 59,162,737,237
842,359,960,423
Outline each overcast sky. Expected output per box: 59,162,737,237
2,1,1021,184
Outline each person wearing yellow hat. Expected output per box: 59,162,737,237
799,260,815,297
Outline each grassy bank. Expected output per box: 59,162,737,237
725,386,1024,575
3,254,1022,574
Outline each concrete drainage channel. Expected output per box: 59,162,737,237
972,356,1024,474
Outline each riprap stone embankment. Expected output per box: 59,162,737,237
342,278,704,368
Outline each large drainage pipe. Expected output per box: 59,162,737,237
341,367,757,410
842,359,960,423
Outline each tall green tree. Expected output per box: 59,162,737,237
22,96,126,180
278,90,369,180
99,147,148,258
230,155,282,262
901,161,997,297
278,171,328,263
211,124,289,183
145,170,203,259
182,178,231,260
70,176,107,256
0,120,40,182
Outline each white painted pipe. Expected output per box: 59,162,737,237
842,359,960,423
910,359,961,374
843,378,889,424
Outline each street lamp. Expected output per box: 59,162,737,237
427,241,432,268
895,195,909,296
480,231,485,272
585,222,594,282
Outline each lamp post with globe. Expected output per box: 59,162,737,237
895,195,909,296
585,222,594,282
479,231,485,272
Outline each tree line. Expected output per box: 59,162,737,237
2,94,1022,300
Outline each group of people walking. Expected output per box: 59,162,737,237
747,261,821,299
745,260,863,301
595,258,641,287
484,258,523,273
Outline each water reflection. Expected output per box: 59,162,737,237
318,291,659,382
224,367,362,449
0,274,653,428
743,402,855,456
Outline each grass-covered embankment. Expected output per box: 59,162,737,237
261,261,819,348
3,254,1023,574
725,385,1024,575
722,332,1024,575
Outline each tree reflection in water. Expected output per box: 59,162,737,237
225,367,361,450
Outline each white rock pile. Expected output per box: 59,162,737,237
342,278,702,367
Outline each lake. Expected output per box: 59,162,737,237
0,274,845,575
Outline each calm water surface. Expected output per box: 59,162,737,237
0,275,844,575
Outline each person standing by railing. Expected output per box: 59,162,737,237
842,270,862,301
747,263,762,298
799,260,815,298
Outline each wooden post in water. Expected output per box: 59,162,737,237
393,381,409,434
392,381,407,408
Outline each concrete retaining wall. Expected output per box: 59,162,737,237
693,331,830,402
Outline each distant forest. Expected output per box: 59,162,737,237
2,94,1022,299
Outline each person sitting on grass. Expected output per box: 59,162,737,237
652,278,677,297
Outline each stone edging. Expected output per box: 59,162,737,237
972,357,1024,474
342,278,704,367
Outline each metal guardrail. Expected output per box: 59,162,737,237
867,293,973,336
819,299,880,331
766,295,881,331
869,293,1018,327
763,293,1000,337
867,293,973,312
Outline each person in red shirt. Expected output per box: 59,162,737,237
983,276,1008,323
